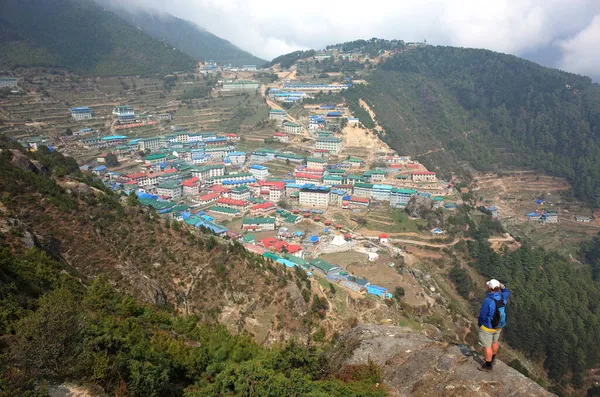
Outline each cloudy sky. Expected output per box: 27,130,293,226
116,0,600,79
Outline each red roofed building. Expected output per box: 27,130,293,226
379,233,389,243
127,172,149,186
256,180,285,202
208,184,231,194
297,167,324,176
258,180,285,189
261,237,304,258
342,196,369,209
182,177,200,196
295,172,322,185
244,243,266,255
273,132,289,143
216,197,250,211
197,192,221,206
411,171,436,182
226,133,240,142
250,201,276,216
311,149,330,159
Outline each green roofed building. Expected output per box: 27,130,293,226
284,254,307,267
309,258,340,274
209,206,241,215
157,181,182,199
283,122,302,134
242,217,276,231
390,188,417,207
242,234,256,244
144,153,168,164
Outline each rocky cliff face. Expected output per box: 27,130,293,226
329,325,553,397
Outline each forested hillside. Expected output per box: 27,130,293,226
355,46,600,206
0,0,196,75
103,5,265,66
468,228,600,393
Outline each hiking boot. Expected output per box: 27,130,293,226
478,363,493,372
491,354,497,366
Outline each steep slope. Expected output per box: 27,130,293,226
0,0,196,75
102,4,265,66
354,45,600,206
0,144,307,344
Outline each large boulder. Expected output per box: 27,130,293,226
329,324,553,397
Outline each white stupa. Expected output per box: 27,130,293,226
331,232,347,246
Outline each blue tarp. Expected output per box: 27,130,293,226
367,285,387,297
137,192,157,199
310,235,319,243
324,228,329,233
276,258,297,268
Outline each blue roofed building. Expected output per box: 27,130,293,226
71,106,92,120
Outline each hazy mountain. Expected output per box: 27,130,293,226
0,0,196,75
100,2,266,66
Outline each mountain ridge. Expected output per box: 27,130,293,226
99,2,266,66
0,0,196,75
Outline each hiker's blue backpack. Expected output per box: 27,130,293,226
491,297,506,328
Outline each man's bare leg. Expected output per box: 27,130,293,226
492,342,500,356
483,346,493,362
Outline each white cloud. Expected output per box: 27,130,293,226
557,15,600,79
110,0,600,78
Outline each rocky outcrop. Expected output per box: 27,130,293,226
9,149,49,175
330,325,553,397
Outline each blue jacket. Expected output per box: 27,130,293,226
478,288,510,329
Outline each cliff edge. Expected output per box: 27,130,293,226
329,324,553,397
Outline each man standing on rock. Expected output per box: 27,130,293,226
478,278,510,371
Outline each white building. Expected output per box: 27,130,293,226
137,137,165,152
242,217,276,231
249,165,269,180
182,177,200,197
283,122,302,134
222,80,260,91
273,132,289,143
71,107,92,120
269,109,286,123
156,181,182,199
0,77,18,88
411,171,436,182
306,158,327,170
316,137,342,154
269,188,283,203
227,151,246,165
299,186,330,208
192,164,225,181
113,105,135,117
